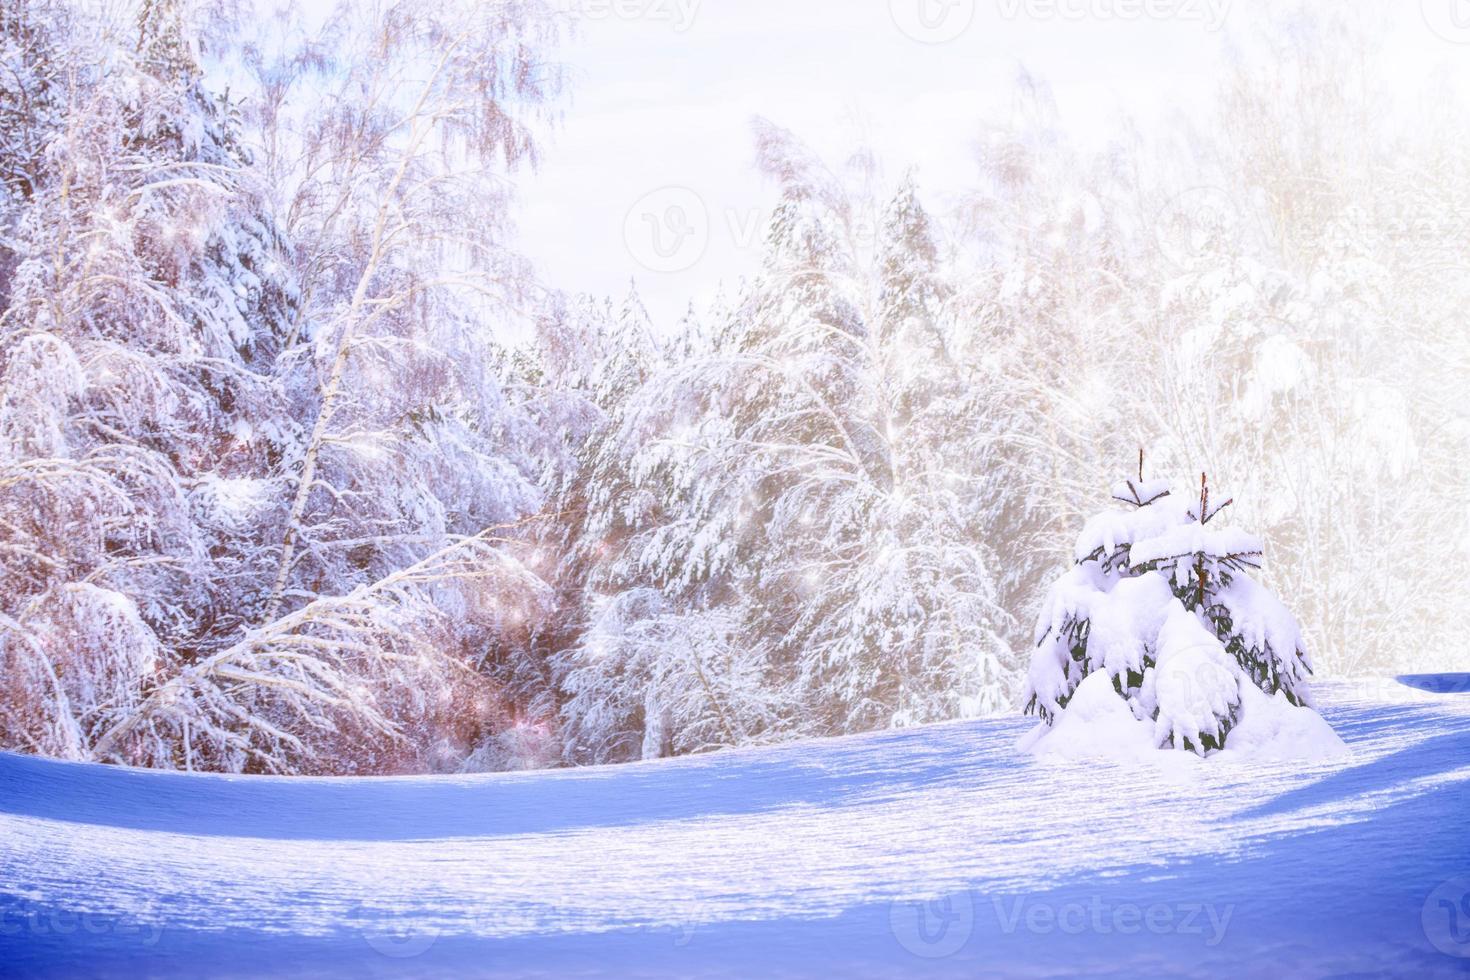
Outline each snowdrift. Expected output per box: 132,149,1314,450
1,679,1468,978
1019,671,1348,763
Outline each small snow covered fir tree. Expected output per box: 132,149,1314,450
1022,455,1341,757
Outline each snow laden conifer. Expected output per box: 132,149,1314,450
547,129,1017,764
1021,457,1344,759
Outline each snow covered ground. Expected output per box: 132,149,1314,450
2,677,1468,978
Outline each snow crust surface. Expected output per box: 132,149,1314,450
0,679,1466,977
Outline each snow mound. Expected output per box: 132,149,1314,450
1019,671,1157,761
1017,614,1346,764
1215,684,1349,761
1021,645,1347,764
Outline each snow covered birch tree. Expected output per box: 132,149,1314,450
252,0,564,626
1,0,568,773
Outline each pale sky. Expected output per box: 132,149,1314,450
513,0,1470,327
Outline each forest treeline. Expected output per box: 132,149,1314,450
1,0,1465,773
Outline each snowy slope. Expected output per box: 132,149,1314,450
2,679,1469,978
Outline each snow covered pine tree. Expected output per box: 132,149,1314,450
1020,459,1345,759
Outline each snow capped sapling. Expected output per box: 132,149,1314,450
1022,455,1341,758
